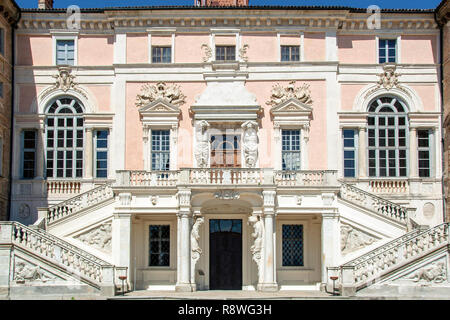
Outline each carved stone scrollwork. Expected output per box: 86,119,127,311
136,82,186,108
41,67,88,100
266,81,313,107
239,44,249,62
195,120,210,168
365,64,411,99
191,215,205,284
242,120,258,168
201,44,212,62
178,190,191,207
214,190,240,200
248,214,264,284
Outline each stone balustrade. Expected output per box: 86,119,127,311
333,223,449,293
115,169,338,188
340,183,408,224
47,180,82,195
8,222,113,287
47,183,113,225
369,179,409,194
274,170,338,187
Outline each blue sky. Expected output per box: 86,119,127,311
16,0,442,9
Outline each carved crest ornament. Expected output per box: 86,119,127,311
136,82,186,108
267,81,313,107
365,64,410,98
41,67,88,100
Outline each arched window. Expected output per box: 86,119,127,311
45,97,84,178
367,96,408,177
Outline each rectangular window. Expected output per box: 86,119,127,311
0,28,4,56
152,46,171,63
95,130,108,178
282,224,304,267
281,45,300,62
22,130,36,179
379,39,396,63
0,82,3,98
149,225,170,267
210,134,241,168
417,129,431,178
56,39,75,65
343,129,357,177
215,45,235,61
282,130,301,171
151,130,170,171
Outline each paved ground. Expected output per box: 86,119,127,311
108,290,346,300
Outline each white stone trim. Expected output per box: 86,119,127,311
114,33,127,64
52,33,78,66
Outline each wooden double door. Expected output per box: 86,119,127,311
209,219,242,290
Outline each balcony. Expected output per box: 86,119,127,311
114,168,338,189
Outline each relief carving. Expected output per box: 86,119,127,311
14,260,55,283
214,190,240,200
406,260,447,284
201,44,212,62
341,223,378,255
41,66,88,100
248,215,264,284
242,120,258,168
267,81,313,107
74,222,112,253
239,44,249,62
136,82,186,108
365,64,410,99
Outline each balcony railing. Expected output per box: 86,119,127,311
114,169,338,188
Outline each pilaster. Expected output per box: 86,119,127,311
112,212,132,288
358,126,366,178
84,127,93,179
409,127,418,178
35,126,45,180
321,211,340,284
258,190,278,292
176,189,193,292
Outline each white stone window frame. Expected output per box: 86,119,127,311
341,127,359,179
276,30,304,63
144,220,176,270
209,28,241,63
375,34,401,64
139,99,180,171
147,28,176,64
276,219,310,271
93,128,110,180
271,99,312,171
51,31,79,66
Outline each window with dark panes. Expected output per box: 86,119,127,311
45,97,84,178
343,129,357,178
215,45,235,61
367,96,408,177
22,130,36,179
379,39,396,63
282,224,304,266
417,129,431,178
149,225,170,267
95,130,109,178
281,45,300,62
282,130,301,171
152,46,171,63
151,130,170,171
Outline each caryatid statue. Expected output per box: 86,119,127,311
242,120,258,168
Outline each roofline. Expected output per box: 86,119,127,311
18,5,436,14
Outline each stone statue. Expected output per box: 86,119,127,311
242,121,258,168
195,120,210,168
191,216,205,284
249,215,264,284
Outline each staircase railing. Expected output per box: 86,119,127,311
339,182,408,224
331,223,449,292
6,221,115,288
47,183,114,225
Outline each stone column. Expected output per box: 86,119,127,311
0,223,13,297
409,127,418,178
176,189,193,292
259,190,278,292
35,127,45,179
358,127,366,178
112,210,132,289
84,127,93,179
320,211,340,285
143,126,150,171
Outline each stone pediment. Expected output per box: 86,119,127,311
270,98,313,117
138,99,181,116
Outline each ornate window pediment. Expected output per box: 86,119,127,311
138,99,181,119
270,98,313,119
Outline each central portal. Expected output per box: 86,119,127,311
209,219,243,290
